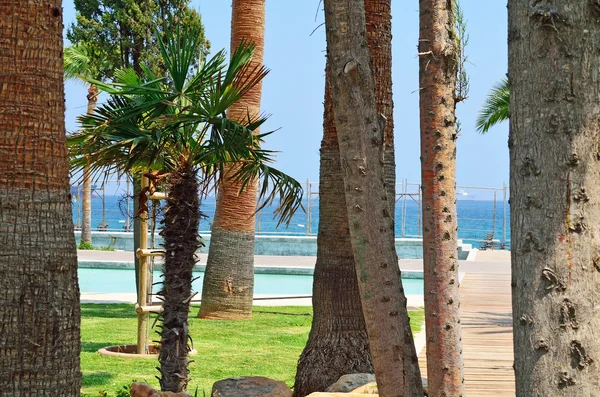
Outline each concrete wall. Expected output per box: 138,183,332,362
76,231,472,260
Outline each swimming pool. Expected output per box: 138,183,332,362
78,268,424,295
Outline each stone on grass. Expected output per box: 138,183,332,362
306,391,374,397
130,382,191,397
212,376,292,397
326,374,376,393
351,382,378,394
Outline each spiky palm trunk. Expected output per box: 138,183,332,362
157,167,200,393
199,0,265,320
0,0,81,394
418,0,465,395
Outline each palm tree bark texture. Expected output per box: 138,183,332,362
418,0,465,395
323,1,423,396
509,2,600,395
294,1,421,395
0,0,82,394
199,0,265,320
157,167,200,392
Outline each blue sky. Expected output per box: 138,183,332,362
63,1,509,197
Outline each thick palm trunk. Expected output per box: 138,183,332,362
199,0,265,320
80,84,99,245
157,167,200,392
295,2,421,395
0,1,81,394
323,1,423,396
293,78,373,397
509,3,600,395
418,0,465,395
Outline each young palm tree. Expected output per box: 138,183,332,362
475,77,509,133
64,44,105,245
69,26,302,393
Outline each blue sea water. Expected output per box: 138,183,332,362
73,193,511,249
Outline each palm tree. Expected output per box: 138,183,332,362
64,44,105,246
323,0,423,395
418,0,465,394
69,26,302,393
0,0,81,394
294,1,422,395
198,0,266,320
475,77,509,133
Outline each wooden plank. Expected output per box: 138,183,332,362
418,273,515,395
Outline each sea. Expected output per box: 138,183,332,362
72,190,511,249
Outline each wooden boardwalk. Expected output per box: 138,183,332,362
418,273,515,396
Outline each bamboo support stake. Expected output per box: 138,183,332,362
137,175,150,355
136,248,166,258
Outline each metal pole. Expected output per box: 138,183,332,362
502,183,508,249
77,185,82,230
102,184,106,229
491,191,497,250
306,179,310,236
418,185,422,236
125,178,131,232
401,179,408,238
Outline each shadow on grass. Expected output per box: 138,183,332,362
81,304,137,319
81,342,120,353
82,371,114,387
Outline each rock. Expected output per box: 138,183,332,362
326,376,428,396
306,391,373,397
130,382,191,397
351,382,378,394
211,376,292,397
326,374,376,393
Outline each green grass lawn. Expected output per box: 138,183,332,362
80,304,424,396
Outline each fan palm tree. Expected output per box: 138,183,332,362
475,77,509,133
68,26,302,393
64,44,107,245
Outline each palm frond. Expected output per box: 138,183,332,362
476,77,509,134
158,25,205,92
231,162,304,227
64,44,91,83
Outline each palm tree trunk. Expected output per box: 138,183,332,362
509,2,600,395
157,167,200,393
323,0,423,395
80,84,99,245
418,0,465,395
293,75,373,397
199,0,265,320
295,2,423,395
0,1,81,394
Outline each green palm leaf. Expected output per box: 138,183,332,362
476,77,509,134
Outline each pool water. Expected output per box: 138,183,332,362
78,268,424,295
